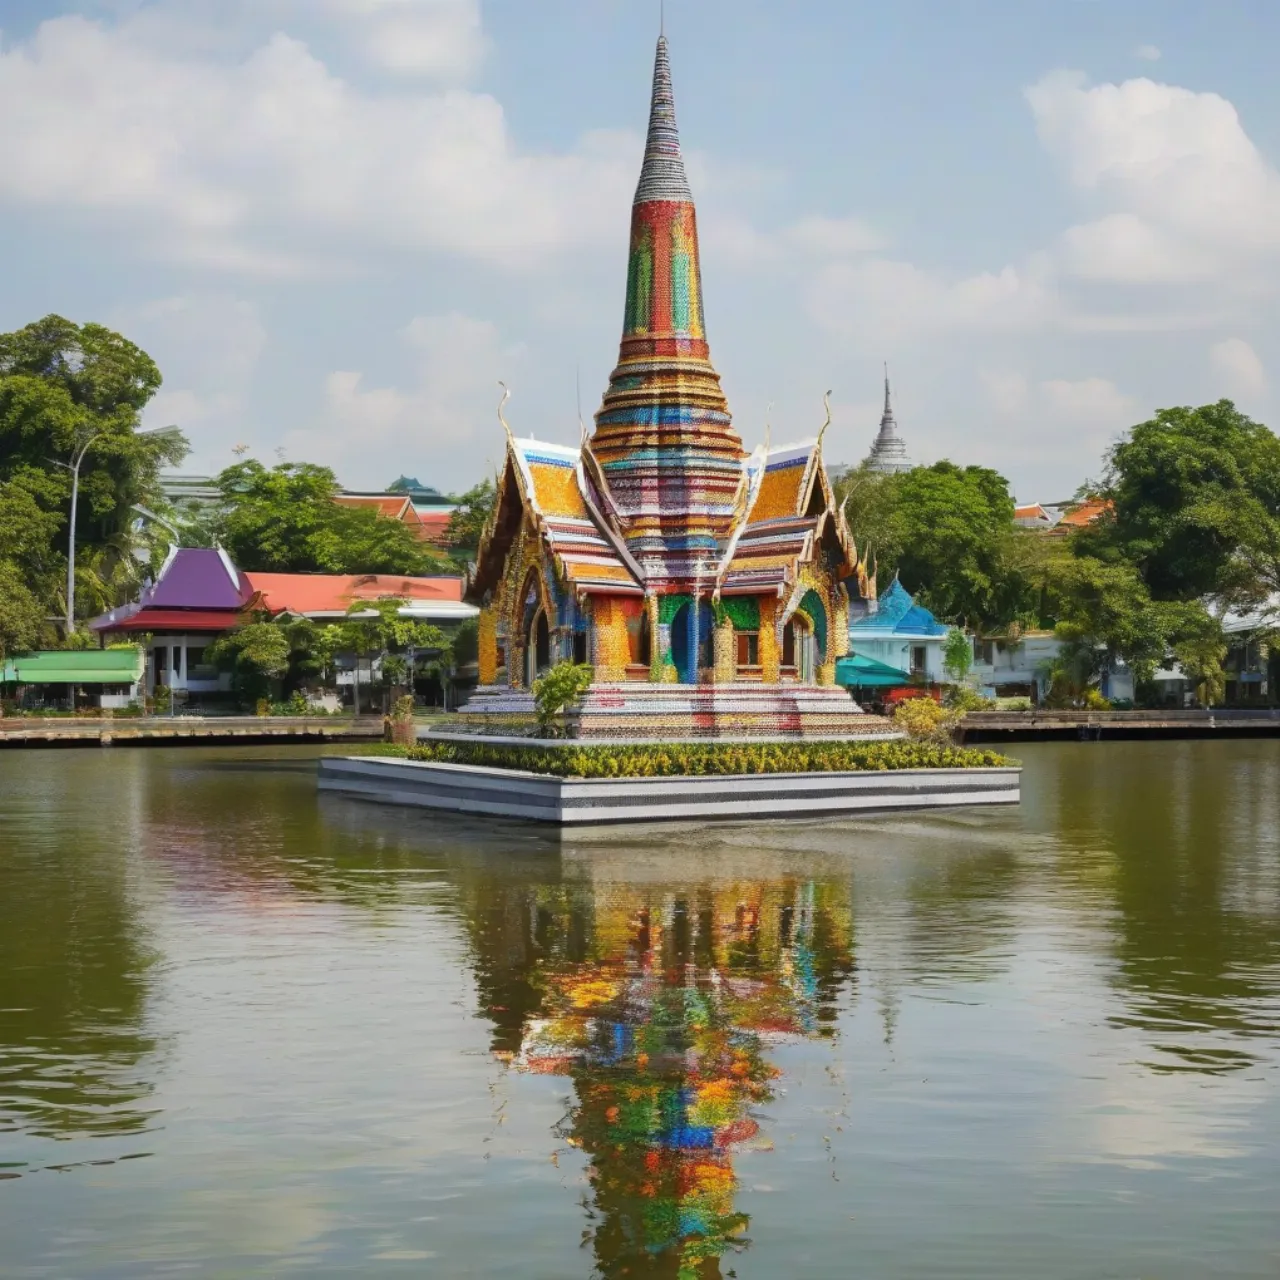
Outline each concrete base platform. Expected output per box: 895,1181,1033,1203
456,682,891,741
318,755,1020,826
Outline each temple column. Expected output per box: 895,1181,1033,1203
593,597,630,682
759,597,780,683
712,617,735,685
478,608,498,686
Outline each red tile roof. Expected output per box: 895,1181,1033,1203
103,608,247,632
243,573,463,615
1056,498,1111,529
333,494,418,523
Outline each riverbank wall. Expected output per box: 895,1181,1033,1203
960,708,1280,742
0,715,385,748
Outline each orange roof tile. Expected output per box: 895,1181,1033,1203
1056,498,1111,528
244,573,464,615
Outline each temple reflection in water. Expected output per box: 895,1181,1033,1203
484,873,853,1277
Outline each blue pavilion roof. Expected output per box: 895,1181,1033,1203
850,577,948,636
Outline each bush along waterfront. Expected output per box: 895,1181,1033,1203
390,738,1011,778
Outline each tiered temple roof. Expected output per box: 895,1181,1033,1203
469,35,870,612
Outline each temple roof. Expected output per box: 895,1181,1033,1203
469,438,644,601
717,438,863,599
590,35,745,589
850,577,947,636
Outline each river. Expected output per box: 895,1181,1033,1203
2,741,1279,1278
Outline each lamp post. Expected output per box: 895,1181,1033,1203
52,430,105,638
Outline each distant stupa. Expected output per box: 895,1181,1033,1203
866,366,912,474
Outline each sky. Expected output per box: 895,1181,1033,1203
3,0,1280,502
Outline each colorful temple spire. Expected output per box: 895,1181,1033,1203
591,36,745,587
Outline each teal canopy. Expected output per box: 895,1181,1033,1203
834,653,910,689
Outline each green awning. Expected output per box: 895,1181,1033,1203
1,649,145,685
834,653,911,688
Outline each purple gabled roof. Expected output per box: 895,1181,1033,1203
144,548,251,610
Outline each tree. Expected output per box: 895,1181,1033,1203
837,461,1023,630
942,628,973,685
1082,400,1280,606
0,562,46,661
0,315,187,628
446,478,497,553
207,621,290,704
211,460,449,575
333,598,449,713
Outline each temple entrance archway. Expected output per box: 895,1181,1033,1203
668,600,714,685
782,614,815,683
527,608,552,687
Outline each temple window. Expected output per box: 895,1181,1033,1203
573,631,588,665
911,645,927,676
736,632,760,668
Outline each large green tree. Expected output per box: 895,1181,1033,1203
212,460,448,575
446,477,497,554
1081,400,1280,605
0,315,186,632
838,461,1024,629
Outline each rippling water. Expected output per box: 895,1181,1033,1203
2,742,1279,1277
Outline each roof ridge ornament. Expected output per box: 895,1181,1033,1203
496,381,514,447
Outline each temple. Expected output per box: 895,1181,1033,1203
464,35,883,739
865,366,912,474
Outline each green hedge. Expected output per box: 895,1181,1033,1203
388,738,1011,778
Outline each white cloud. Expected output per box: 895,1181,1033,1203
288,313,526,489
316,0,487,78
1134,44,1162,62
783,215,884,258
979,370,1030,417
110,295,267,472
979,372,1137,491
1040,375,1138,424
1210,337,1268,398
806,256,1055,341
0,15,635,271
1028,70,1280,286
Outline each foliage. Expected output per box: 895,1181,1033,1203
208,620,291,702
0,561,47,659
446,477,497,552
891,697,958,744
836,461,1022,630
1172,628,1228,708
392,694,415,722
0,315,187,630
533,661,594,736
211,460,448,575
942,627,973,684
398,738,1011,777
452,616,479,667
943,683,989,713
1081,400,1280,606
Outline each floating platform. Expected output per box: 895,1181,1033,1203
317,755,1020,826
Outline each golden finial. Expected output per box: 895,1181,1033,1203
817,389,833,450
497,381,514,446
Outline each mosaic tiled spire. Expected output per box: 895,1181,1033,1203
591,35,745,587
866,365,912,474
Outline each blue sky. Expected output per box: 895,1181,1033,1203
2,1,1279,501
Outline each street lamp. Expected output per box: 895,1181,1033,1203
50,423,182,637
51,430,105,637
